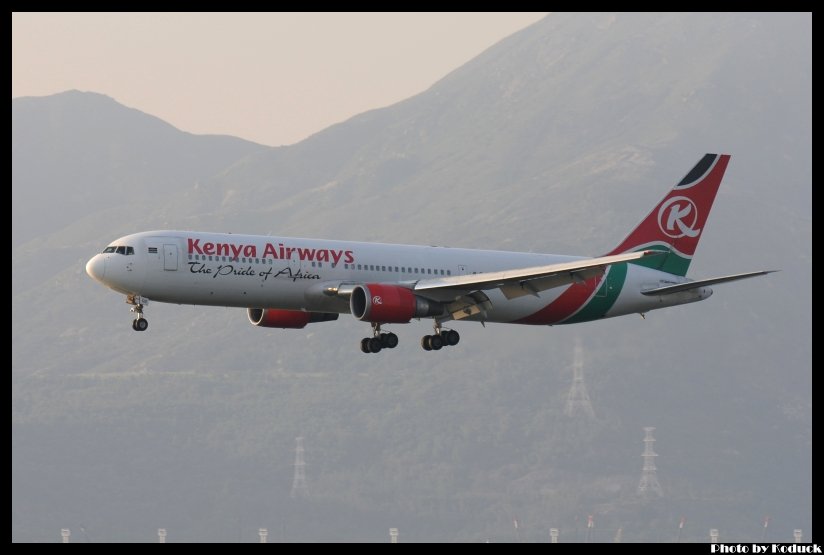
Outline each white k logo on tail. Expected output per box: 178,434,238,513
658,196,700,238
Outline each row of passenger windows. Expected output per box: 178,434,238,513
187,254,451,275
343,263,450,276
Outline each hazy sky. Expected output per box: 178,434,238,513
12,12,546,146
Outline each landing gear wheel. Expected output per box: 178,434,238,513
368,337,383,353
422,334,443,350
445,329,460,346
132,319,138,331
381,332,399,349
135,317,148,331
359,323,399,353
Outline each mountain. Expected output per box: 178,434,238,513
12,13,810,542
12,90,265,247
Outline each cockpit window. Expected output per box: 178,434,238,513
103,245,135,255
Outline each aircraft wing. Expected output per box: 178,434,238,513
640,270,777,296
415,250,662,300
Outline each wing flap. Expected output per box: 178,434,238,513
499,267,605,300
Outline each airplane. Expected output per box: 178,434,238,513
86,153,773,353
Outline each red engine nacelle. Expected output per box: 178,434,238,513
247,308,338,329
350,284,443,323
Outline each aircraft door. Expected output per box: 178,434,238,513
163,244,178,271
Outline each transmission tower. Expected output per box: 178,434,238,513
290,436,307,498
564,338,595,419
637,427,663,497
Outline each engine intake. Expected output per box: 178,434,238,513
247,308,338,329
350,283,443,323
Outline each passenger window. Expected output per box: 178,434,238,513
381,266,386,272
427,269,432,274
447,270,451,276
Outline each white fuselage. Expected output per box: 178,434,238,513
86,230,710,326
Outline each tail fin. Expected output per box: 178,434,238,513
607,153,731,276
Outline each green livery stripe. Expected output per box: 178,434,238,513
630,245,691,276
562,262,628,324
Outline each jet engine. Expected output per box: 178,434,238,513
247,308,338,329
350,284,443,323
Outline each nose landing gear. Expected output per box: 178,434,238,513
127,295,149,332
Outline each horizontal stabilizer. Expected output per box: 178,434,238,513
641,270,777,296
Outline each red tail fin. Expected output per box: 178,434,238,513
607,153,731,276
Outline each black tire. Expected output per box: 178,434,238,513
421,335,433,351
361,338,371,353
135,318,148,331
368,337,383,353
382,332,399,349
445,329,460,346
131,319,138,331
429,334,444,350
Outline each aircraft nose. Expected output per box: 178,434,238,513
86,255,106,282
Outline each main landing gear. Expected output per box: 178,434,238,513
127,294,149,332
360,323,398,353
358,322,460,354
421,323,460,352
